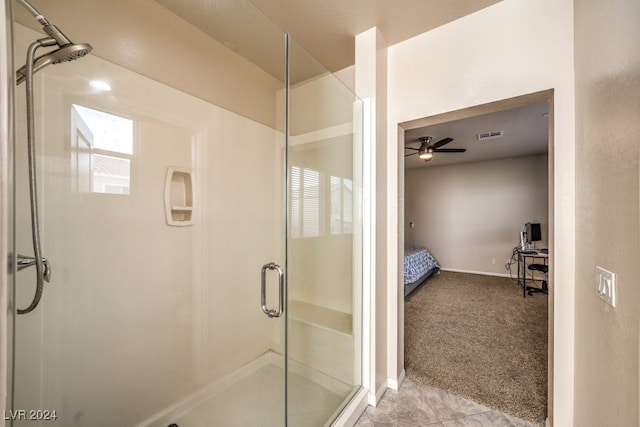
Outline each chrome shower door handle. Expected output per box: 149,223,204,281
261,262,285,318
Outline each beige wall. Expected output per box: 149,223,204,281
387,0,575,424
574,0,640,425
405,155,548,276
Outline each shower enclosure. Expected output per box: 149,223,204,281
3,0,364,425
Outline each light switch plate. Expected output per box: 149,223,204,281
596,266,616,307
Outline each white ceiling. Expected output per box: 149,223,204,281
248,0,501,72
153,0,501,79
404,102,550,169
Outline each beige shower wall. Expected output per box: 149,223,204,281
287,72,358,136
198,106,285,382
284,71,362,384
289,136,355,314
405,155,549,276
286,71,361,314
574,0,640,425
12,24,283,426
13,0,284,129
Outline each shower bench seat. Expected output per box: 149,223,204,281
287,299,356,384
287,299,352,336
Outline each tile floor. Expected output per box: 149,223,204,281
355,378,542,427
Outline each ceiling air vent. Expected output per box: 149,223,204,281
477,130,504,141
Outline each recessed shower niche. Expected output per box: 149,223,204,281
165,166,194,226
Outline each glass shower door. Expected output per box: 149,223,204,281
285,38,364,425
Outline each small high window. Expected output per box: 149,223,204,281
71,105,133,195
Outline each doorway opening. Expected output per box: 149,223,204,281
397,90,554,425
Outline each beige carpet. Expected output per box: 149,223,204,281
404,271,547,425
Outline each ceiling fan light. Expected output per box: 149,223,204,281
419,150,433,160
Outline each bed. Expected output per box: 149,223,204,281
404,246,440,296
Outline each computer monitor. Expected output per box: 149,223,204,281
526,222,542,244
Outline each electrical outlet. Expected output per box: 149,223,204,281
491,258,496,265
596,266,616,307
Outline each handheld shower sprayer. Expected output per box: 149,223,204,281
14,0,93,314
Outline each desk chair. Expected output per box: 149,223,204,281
527,263,548,295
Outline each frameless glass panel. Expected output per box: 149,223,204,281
11,0,289,425
286,36,364,425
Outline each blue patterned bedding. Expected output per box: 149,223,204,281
404,246,439,285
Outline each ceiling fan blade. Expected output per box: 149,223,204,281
430,137,453,149
404,152,418,157
433,148,466,153
404,147,420,151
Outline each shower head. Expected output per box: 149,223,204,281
16,42,93,85
14,0,93,84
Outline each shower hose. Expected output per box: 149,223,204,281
17,37,56,314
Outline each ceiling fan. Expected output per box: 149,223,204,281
404,136,466,162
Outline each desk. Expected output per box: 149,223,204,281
517,249,548,298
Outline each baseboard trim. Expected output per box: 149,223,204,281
375,380,388,404
440,267,512,278
398,369,406,387
368,379,389,406
387,369,405,391
368,369,407,407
